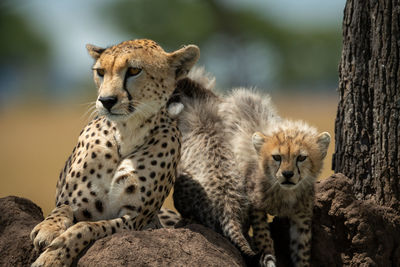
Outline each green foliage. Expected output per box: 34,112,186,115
105,0,341,89
0,6,49,62
104,0,217,50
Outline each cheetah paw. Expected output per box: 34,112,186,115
260,253,276,267
31,218,72,251
31,225,60,251
31,236,72,267
31,249,69,267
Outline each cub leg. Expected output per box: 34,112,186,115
289,212,312,267
250,209,276,267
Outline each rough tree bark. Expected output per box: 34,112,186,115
334,0,400,209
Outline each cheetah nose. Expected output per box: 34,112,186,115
282,171,294,179
99,96,118,111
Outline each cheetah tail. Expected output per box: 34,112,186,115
222,218,256,257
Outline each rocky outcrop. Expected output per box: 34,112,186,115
78,224,245,266
272,173,400,266
1,174,399,266
0,196,43,267
0,196,244,267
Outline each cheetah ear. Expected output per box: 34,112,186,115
252,132,266,153
86,44,105,60
317,132,331,159
169,45,200,80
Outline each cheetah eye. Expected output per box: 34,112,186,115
126,67,142,77
95,69,105,77
272,155,281,161
297,155,307,162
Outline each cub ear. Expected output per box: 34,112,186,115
252,132,266,153
317,132,331,159
86,44,105,60
169,45,200,80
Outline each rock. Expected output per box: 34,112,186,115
0,196,44,267
2,174,400,266
271,173,400,266
0,196,244,267
78,224,246,267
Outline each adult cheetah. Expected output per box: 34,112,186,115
30,39,199,266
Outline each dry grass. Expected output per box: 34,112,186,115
0,94,337,216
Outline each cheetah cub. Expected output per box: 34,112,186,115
30,39,199,266
168,69,256,258
220,90,330,267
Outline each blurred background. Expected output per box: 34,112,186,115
0,0,345,215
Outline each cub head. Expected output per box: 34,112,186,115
252,122,330,189
86,39,199,120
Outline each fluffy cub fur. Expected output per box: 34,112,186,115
170,70,255,257
220,90,330,267
171,69,330,267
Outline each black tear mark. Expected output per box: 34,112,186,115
95,200,104,213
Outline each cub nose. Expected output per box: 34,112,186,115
99,96,118,111
282,171,294,179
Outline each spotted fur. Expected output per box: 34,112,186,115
168,70,255,258
157,208,183,228
30,39,199,266
170,69,330,267
220,90,331,267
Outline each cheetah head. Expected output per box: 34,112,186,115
252,122,330,189
86,39,199,121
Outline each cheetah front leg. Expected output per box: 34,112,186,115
250,209,276,267
289,212,312,267
31,213,136,267
30,204,74,251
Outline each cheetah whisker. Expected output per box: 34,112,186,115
87,108,99,122
81,104,97,121
299,176,313,189
131,101,154,118
79,101,97,107
131,100,153,112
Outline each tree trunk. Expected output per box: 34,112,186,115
334,0,400,209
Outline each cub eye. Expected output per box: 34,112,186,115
126,67,142,77
272,155,281,161
297,155,307,162
96,69,105,77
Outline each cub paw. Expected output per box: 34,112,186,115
260,253,276,267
